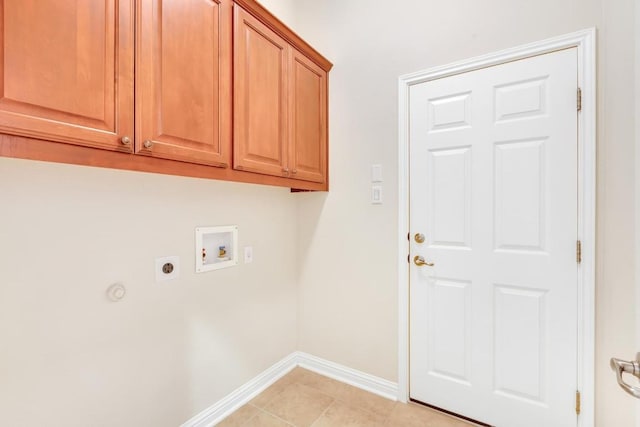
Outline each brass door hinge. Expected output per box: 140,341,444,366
576,240,582,264
577,88,582,112
576,390,581,415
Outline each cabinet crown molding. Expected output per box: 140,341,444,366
233,0,333,72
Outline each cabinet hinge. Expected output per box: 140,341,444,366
407,232,410,241
575,390,581,415
576,240,582,264
407,254,410,263
577,88,582,112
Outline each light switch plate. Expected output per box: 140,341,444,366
244,246,253,264
371,164,383,182
371,186,383,204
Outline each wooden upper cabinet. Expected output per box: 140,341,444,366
0,0,331,190
0,0,134,151
289,50,327,183
233,5,289,177
233,4,329,184
136,0,232,167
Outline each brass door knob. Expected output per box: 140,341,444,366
143,140,153,149
414,255,434,267
414,233,426,244
121,136,131,145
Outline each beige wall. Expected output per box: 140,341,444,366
293,0,637,425
0,155,299,426
259,0,296,28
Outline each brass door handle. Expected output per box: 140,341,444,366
414,255,434,267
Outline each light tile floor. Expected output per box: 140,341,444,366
218,367,476,427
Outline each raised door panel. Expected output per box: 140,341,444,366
0,0,134,151
137,0,232,167
233,6,288,177
289,50,327,183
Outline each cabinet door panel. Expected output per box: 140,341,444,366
137,0,232,167
0,0,134,150
233,6,288,177
289,50,327,183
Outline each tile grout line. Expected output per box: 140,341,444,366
237,408,259,427
246,407,297,427
251,377,336,427
295,370,397,424
237,368,471,427
264,409,297,427
308,398,337,427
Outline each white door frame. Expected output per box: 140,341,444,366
636,0,640,424
397,28,596,426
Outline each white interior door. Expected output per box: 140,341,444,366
409,48,579,426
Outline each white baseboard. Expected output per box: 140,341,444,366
181,352,298,427
181,351,399,427
296,352,398,401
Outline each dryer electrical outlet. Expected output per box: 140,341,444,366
155,256,180,282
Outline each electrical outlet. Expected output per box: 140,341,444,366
244,246,253,264
155,256,180,282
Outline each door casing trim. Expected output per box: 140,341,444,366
397,28,596,427
636,2,640,427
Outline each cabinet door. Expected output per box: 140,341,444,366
137,0,232,167
0,0,134,151
289,50,327,183
233,6,289,177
